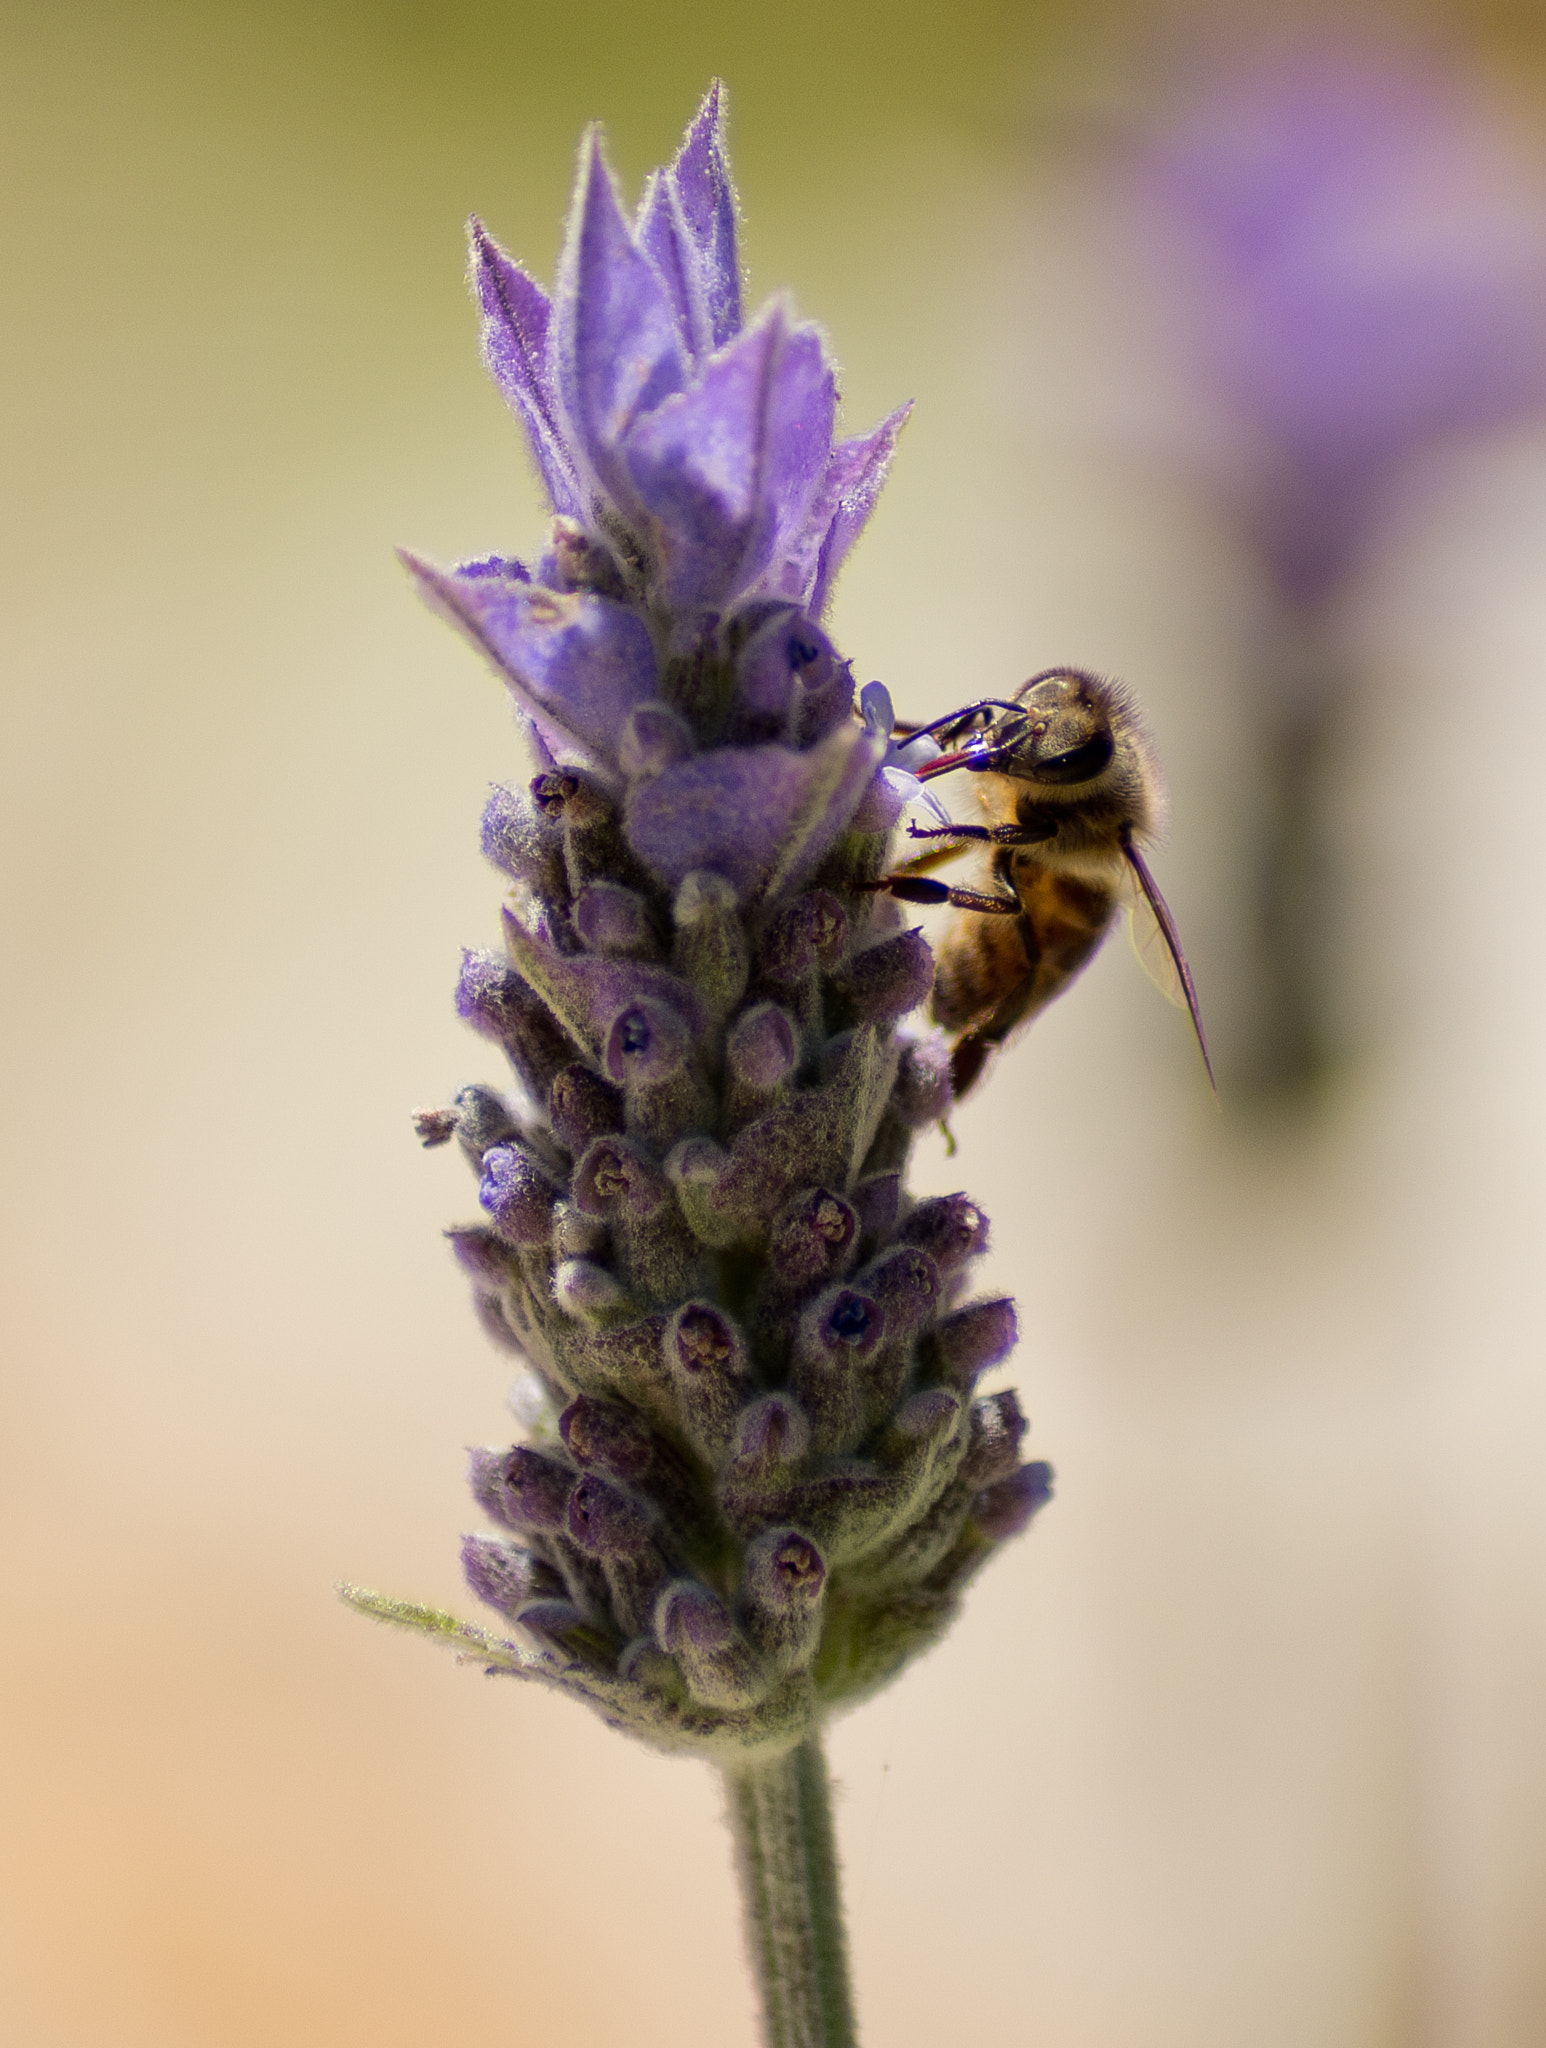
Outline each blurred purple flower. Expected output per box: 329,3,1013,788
1147,40,1546,599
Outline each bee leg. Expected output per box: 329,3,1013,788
904,820,1057,847
857,876,1023,913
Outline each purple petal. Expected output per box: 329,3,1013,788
402,554,658,773
621,306,786,613
554,130,687,506
751,320,837,593
669,80,742,350
636,170,712,360
623,722,885,902
469,220,581,517
799,403,913,616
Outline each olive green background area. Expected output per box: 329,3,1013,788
8,4,1546,2047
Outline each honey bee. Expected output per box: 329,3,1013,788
865,668,1213,1101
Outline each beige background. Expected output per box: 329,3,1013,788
4,3,1546,2043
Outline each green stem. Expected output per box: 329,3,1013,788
722,1736,859,2048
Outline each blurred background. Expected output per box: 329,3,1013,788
5,1,1546,2042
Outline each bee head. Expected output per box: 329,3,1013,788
998,671,1120,786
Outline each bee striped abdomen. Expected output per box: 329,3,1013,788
934,863,1116,1040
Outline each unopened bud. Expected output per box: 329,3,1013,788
742,1528,827,1672
468,1443,573,1531
839,928,934,1023
671,870,749,1017
552,1258,632,1326
548,1064,624,1155
665,1302,754,1461
655,1579,769,1710
974,1461,1053,1539
892,1029,953,1127
960,1390,1027,1485
478,1145,561,1246
559,1396,653,1483
460,1534,565,1618
574,882,655,958
900,1193,989,1273
566,1473,656,1558
932,1297,1018,1390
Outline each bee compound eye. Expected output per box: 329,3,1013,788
1034,731,1114,784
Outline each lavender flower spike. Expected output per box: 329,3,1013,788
343,84,1051,2048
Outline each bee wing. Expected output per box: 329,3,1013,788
1120,839,1216,1096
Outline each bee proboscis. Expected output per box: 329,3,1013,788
865,668,1213,1102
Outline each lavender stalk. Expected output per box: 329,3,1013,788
342,84,1049,2044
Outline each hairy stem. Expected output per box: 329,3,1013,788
723,1736,859,2048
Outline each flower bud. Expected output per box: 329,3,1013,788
456,950,575,1099
480,780,565,895
892,1029,953,1127
730,608,844,744
899,1194,989,1275
931,1297,1018,1391
548,1064,625,1155
742,1529,827,1673
574,882,656,958
859,1246,942,1341
664,1137,741,1248
573,1136,671,1220
671,870,749,1018
560,1395,653,1482
974,1461,1053,1540
756,890,849,986
655,1579,770,1710
881,1387,961,1463
728,1394,810,1480
792,1288,883,1454
763,1186,858,1299
664,1302,754,1461
461,1534,566,1619
724,1002,799,1126
552,1258,632,1326
478,1145,561,1246
960,1390,1027,1486
566,1472,656,1558
469,1443,574,1530
568,1473,674,1637
451,1083,523,1165
839,928,934,1024
445,1225,517,1288
552,1201,608,1262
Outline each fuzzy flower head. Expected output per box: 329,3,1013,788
353,87,1048,1761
